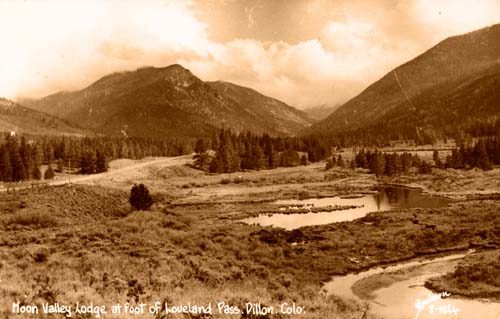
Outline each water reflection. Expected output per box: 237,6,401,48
242,187,450,230
377,186,450,209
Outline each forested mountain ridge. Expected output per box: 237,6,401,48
308,23,500,142
26,65,312,138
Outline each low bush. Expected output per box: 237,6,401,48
4,211,58,228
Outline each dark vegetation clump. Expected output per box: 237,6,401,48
129,184,154,211
44,165,55,180
444,138,500,170
32,247,50,263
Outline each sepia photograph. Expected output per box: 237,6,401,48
0,0,500,318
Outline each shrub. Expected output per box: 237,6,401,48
129,184,154,211
233,176,244,184
32,247,50,263
5,211,58,228
44,166,55,180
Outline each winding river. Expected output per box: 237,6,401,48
324,251,500,319
243,186,499,317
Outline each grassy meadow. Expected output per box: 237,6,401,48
1,157,499,318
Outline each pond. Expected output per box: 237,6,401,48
242,186,450,230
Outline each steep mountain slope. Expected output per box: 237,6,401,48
309,23,500,138
0,98,87,136
28,65,312,138
207,81,312,135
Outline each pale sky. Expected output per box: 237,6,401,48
1,0,500,108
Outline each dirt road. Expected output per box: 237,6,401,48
0,155,193,192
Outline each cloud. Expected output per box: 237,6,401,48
0,0,209,98
181,17,420,107
1,0,499,109
412,0,500,42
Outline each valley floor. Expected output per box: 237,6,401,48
0,155,499,318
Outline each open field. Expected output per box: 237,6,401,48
1,154,499,318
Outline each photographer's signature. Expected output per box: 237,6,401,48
414,292,459,319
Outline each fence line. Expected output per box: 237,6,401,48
1,181,51,193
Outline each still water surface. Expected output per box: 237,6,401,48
243,186,450,230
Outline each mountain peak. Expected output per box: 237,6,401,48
157,64,198,86
26,66,313,138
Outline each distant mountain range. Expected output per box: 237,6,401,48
302,104,341,121
308,23,500,140
0,98,87,136
12,23,500,142
25,65,312,138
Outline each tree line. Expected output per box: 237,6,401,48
0,134,194,182
0,135,44,182
193,129,500,176
309,119,500,148
445,137,500,170
326,150,433,176
324,137,500,178
3,130,498,182
193,130,330,173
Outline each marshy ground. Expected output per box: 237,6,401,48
1,152,499,318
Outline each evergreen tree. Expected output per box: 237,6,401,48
44,143,55,164
19,137,32,179
419,161,433,174
0,146,12,182
370,151,385,177
330,155,337,167
193,138,210,170
433,150,443,169
252,144,267,170
80,151,97,174
17,162,28,181
349,159,356,169
401,152,412,173
474,140,492,170
337,154,345,168
194,138,207,154
32,167,42,180
384,154,396,176
44,165,55,180
210,130,240,173
355,149,368,168
95,150,108,173
280,149,301,167
267,144,279,169
301,155,308,166
325,156,337,170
